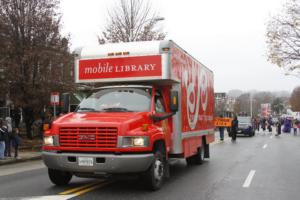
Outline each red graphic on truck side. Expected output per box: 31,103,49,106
171,46,214,132
78,55,162,80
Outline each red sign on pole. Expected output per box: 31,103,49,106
50,92,60,106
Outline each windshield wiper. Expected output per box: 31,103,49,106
77,108,97,112
102,107,133,112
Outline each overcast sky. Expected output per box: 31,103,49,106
60,0,299,93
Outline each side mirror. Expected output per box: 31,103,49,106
170,91,178,112
151,113,175,123
62,93,70,113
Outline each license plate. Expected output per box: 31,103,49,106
78,157,93,166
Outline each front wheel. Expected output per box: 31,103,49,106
144,150,166,190
48,168,72,186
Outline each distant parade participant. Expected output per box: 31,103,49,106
267,117,273,133
255,118,260,132
275,119,282,136
293,120,298,136
231,116,238,141
218,115,225,141
283,118,292,133
261,118,266,132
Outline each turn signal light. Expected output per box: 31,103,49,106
43,123,50,131
173,96,177,105
162,47,170,52
141,124,149,131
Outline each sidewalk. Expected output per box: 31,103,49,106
0,151,42,166
0,137,43,166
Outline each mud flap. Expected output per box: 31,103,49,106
204,143,210,158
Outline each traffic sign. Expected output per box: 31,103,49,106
50,92,60,105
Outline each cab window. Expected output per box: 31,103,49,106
155,92,165,113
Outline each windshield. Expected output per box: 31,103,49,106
238,117,251,124
76,87,152,112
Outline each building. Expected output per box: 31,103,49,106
214,92,236,116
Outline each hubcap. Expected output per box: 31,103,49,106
154,159,164,181
200,148,204,159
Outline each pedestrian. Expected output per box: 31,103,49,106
0,119,7,160
267,117,273,133
11,128,21,159
275,120,282,136
218,115,225,141
257,118,260,131
261,118,266,132
283,118,292,133
11,105,21,128
219,126,225,141
4,117,12,157
231,115,238,141
293,120,298,136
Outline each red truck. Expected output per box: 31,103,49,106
42,40,215,190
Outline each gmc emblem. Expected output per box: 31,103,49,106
78,134,96,141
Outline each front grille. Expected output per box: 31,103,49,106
59,127,118,148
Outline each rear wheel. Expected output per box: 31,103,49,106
186,143,205,165
48,168,72,186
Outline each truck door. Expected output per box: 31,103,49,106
155,91,171,152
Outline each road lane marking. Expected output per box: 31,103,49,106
59,180,104,195
19,195,76,200
12,181,112,200
243,170,256,188
72,181,113,196
263,144,268,149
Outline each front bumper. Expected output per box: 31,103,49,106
42,151,154,174
237,128,252,134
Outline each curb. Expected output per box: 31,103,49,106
0,155,42,166
19,145,42,151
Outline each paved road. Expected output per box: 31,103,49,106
1,130,300,200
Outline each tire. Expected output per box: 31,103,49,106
186,156,196,165
144,148,166,190
193,146,204,165
48,168,72,186
186,145,204,165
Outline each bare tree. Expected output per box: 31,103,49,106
98,0,166,44
234,92,276,117
272,97,285,114
290,86,300,111
266,0,300,75
0,0,74,138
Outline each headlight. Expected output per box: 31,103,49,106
118,136,149,148
43,135,59,146
43,136,54,146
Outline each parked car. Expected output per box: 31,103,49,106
237,116,255,136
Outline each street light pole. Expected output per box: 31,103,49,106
250,93,253,118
